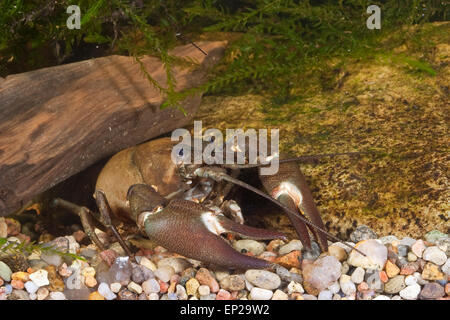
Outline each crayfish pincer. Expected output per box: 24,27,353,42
53,136,365,270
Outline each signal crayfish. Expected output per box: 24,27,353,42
53,132,365,270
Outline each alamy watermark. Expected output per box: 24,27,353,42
171,121,280,175
366,5,381,29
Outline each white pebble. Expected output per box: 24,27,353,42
271,289,288,300
422,246,447,265
148,293,159,300
98,282,117,300
373,295,390,300
339,275,356,296
350,267,365,284
154,266,174,282
318,290,333,300
128,281,143,294
441,258,450,275
250,287,273,300
279,240,303,255
399,284,421,300
24,281,39,294
198,285,210,296
110,282,121,293
404,275,417,286
327,281,340,294
142,279,160,294
29,269,49,287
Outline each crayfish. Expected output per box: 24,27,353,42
53,135,365,269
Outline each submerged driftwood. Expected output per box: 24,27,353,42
0,41,227,216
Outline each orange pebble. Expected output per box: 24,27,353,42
89,291,105,300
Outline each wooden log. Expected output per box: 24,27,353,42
0,41,227,216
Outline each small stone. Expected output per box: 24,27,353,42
436,237,450,256
29,269,49,287
279,240,303,255
158,280,168,293
413,272,429,285
445,283,450,295
422,262,445,280
117,289,137,300
65,268,84,289
148,293,159,300
404,275,417,286
419,283,445,300
139,257,157,272
272,289,288,300
347,239,387,270
442,258,450,276
89,291,105,300
384,275,406,294
318,290,333,300
214,270,230,282
302,294,318,300
287,281,304,294
220,275,246,291
131,263,153,284
234,239,265,255
328,281,340,294
185,278,200,296
266,239,285,252
199,293,216,300
275,250,302,268
379,235,399,245
157,257,191,274
422,246,447,266
176,284,188,300
302,242,321,260
0,217,7,237
245,270,281,290
36,287,49,300
379,271,388,283
154,266,175,283
24,281,39,294
110,282,121,293
357,282,369,292
11,271,29,282
142,278,160,294
216,289,231,300
400,237,416,247
98,282,117,300
41,253,62,267
195,268,219,293
365,269,384,292
9,289,30,300
385,260,400,278
328,245,348,262
50,292,66,300
81,266,96,277
0,261,12,282
274,265,302,283
349,225,378,243
397,245,408,257
84,275,97,288
198,285,210,296
11,279,24,290
302,255,341,292
411,240,426,258
424,230,448,244
127,281,143,295
249,287,273,300
99,249,118,266
399,284,421,300
350,267,365,284
407,252,418,262
58,263,72,278
339,275,356,296
400,262,419,275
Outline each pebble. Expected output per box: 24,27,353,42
422,262,445,280
195,268,219,293
328,245,348,262
318,290,333,300
279,240,303,255
422,246,447,266
379,235,398,245
185,278,200,296
411,240,426,258
131,264,153,284
349,225,378,242
9,289,30,300
339,275,356,296
110,282,121,293
407,252,418,262
154,266,175,283
399,283,421,300
65,269,84,289
245,269,281,290
442,258,450,276
98,282,117,300
234,239,265,255
41,253,62,267
89,291,105,300
302,242,321,260
365,269,384,292
373,295,390,300
142,278,160,294
24,281,39,294
287,281,304,294
384,275,406,294
157,257,192,274
419,283,445,300
127,281,143,295
29,269,49,287
118,289,137,300
347,239,387,270
12,271,29,282
250,287,273,300
350,267,365,284
36,287,49,300
198,285,211,296
176,284,188,300
148,293,159,300
424,230,448,244
214,270,230,282
139,256,157,272
276,250,302,268
220,275,246,291
385,260,400,278
400,237,416,247
272,289,288,300
397,245,408,257
328,281,340,294
215,288,231,300
0,261,12,282
302,255,341,291
50,292,66,300
404,275,417,286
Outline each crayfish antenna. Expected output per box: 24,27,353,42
194,167,367,257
